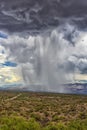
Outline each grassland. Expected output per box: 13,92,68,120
0,91,87,129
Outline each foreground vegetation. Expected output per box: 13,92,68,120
0,91,87,129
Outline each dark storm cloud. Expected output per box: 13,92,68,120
1,0,87,92
0,0,87,32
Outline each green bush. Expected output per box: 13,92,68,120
0,116,29,130
28,118,41,130
44,122,66,130
0,116,41,130
0,116,87,130
68,120,87,130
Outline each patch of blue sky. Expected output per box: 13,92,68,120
1,50,5,54
0,32,8,39
0,83,23,88
2,61,17,67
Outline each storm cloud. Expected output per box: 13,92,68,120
0,24,86,92
0,0,87,92
0,0,87,33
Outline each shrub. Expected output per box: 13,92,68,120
28,118,41,130
68,120,87,130
0,116,41,130
44,122,66,130
0,116,29,130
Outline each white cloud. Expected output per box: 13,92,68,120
1,24,87,92
0,66,23,84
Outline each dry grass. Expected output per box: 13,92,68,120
0,91,87,127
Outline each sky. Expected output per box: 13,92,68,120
0,0,87,92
